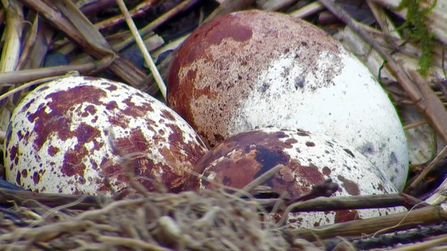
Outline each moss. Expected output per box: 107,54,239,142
397,0,437,75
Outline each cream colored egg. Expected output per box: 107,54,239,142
168,10,409,190
5,76,208,195
188,127,406,228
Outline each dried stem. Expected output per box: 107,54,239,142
116,0,167,100
234,164,285,197
18,0,147,89
287,204,447,241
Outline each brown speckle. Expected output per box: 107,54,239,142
161,109,176,121
48,146,60,157
61,149,87,177
21,169,28,178
107,113,130,128
89,159,98,170
16,171,22,186
105,101,118,110
81,105,97,117
9,145,18,162
121,97,154,116
296,130,310,136
305,141,315,147
290,164,325,196
334,210,359,223
32,171,41,185
344,148,355,158
105,83,118,91
337,175,360,195
20,98,36,114
285,138,298,145
377,183,385,192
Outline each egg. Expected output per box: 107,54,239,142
188,127,406,228
4,76,208,195
167,10,409,190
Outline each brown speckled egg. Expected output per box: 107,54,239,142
4,76,208,195
167,10,408,191
188,127,406,228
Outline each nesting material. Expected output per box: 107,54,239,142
0,189,315,251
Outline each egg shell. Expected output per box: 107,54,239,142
189,127,406,228
4,76,208,195
167,10,409,190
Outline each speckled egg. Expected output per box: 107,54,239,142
188,127,406,228
167,10,409,190
4,76,208,195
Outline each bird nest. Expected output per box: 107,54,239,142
0,175,444,251
0,189,292,251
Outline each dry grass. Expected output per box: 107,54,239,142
0,189,295,250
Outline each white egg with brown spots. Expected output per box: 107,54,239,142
186,127,406,228
4,76,208,195
168,10,409,191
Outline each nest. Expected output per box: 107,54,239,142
0,189,294,250
0,173,444,251
0,163,328,250
2,0,447,250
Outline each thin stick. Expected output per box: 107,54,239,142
267,193,423,213
287,204,447,241
403,120,428,130
390,233,447,251
0,59,110,85
0,188,107,210
19,0,147,89
94,0,157,31
406,143,447,193
116,0,167,100
205,0,255,22
289,2,325,18
98,236,170,251
234,164,285,197
0,74,76,103
0,0,23,72
76,200,146,221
